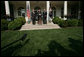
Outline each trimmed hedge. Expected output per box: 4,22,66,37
78,19,83,26
52,17,62,25
16,17,26,25
52,17,80,27
1,19,10,30
52,17,68,27
8,17,26,30
59,20,68,27
67,19,79,27
8,21,16,30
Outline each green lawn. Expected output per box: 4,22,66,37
1,27,83,56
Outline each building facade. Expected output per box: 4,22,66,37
4,1,81,23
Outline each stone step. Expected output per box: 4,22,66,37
20,23,61,31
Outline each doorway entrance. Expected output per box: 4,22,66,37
21,9,25,17
52,7,56,18
18,7,25,17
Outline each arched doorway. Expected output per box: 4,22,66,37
34,6,41,11
17,7,25,17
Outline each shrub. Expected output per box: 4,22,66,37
78,19,83,26
8,20,22,30
8,21,16,30
53,17,80,27
14,19,22,26
52,17,68,27
8,17,26,30
67,19,78,27
1,19,9,30
16,17,26,25
59,20,68,27
52,17,62,25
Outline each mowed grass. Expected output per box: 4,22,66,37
1,27,83,56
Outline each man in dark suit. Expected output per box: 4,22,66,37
43,9,47,24
35,10,38,21
31,9,36,25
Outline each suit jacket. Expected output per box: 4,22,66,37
31,11,35,20
43,11,47,18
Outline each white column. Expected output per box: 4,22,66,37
46,1,50,23
64,1,67,20
25,1,30,23
4,1,10,16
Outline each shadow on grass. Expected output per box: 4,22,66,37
68,38,83,56
1,34,27,49
1,34,30,56
35,38,83,56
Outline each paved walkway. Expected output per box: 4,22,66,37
20,22,61,31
